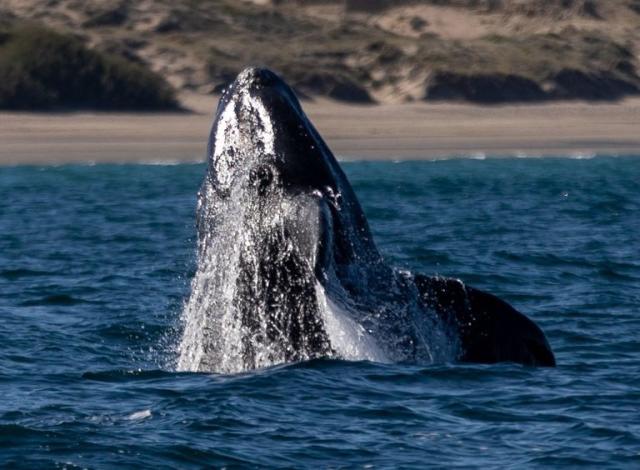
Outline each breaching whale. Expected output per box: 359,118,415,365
177,67,555,373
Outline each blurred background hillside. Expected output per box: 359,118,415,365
1,0,640,110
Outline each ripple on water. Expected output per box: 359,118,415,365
0,158,639,467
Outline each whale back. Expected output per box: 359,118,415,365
414,275,555,366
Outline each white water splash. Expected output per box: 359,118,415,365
127,409,152,421
177,184,248,373
177,70,455,374
314,283,388,363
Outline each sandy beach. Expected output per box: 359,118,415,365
1,94,639,165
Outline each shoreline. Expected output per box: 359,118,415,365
1,95,639,165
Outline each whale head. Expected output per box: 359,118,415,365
181,67,387,372
202,67,380,272
208,68,337,194
207,67,324,195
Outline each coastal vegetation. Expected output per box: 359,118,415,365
0,24,177,110
1,0,640,107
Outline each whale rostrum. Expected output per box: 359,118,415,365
177,67,555,373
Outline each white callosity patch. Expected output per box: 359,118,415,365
210,101,240,192
209,83,276,195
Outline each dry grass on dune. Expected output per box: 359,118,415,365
1,0,640,109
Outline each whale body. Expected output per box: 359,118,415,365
178,67,555,373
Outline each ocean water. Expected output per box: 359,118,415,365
1,156,639,468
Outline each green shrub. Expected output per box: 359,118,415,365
0,25,178,110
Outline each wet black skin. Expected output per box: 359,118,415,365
206,67,381,268
414,276,555,366
207,67,555,367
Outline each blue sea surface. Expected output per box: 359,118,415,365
1,157,639,468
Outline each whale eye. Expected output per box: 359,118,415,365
249,165,275,193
